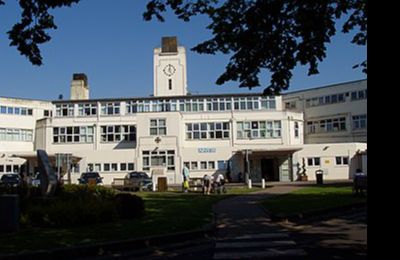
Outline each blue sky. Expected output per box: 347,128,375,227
0,1,366,100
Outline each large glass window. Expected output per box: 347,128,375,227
53,126,94,143
0,128,33,142
352,114,367,130
335,156,349,165
100,102,120,115
186,122,230,140
237,120,281,139
78,103,97,116
150,119,166,136
306,117,346,134
142,150,175,171
55,104,74,117
307,157,321,166
100,125,136,142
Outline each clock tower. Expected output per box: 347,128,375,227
153,36,188,97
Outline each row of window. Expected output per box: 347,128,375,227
186,122,230,140
55,96,276,117
237,121,282,139
100,125,136,142
53,126,94,143
0,128,33,142
0,165,19,173
307,156,349,166
0,105,33,116
306,115,367,134
305,89,367,108
87,162,135,172
183,160,228,171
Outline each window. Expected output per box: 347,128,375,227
0,165,4,172
186,122,230,140
128,163,134,171
56,104,74,117
307,157,321,166
44,110,50,117
120,163,127,171
200,161,207,169
78,103,97,116
0,128,33,142
6,165,12,172
111,163,118,171
100,102,120,115
217,160,227,170
191,161,198,170
294,122,299,138
352,115,367,130
94,164,101,172
150,119,166,135
103,163,110,172
53,126,94,143
142,150,174,171
13,165,19,173
351,89,367,101
307,117,346,134
335,156,349,165
237,120,281,139
100,125,136,142
208,161,215,169
285,101,296,109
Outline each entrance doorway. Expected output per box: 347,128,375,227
261,158,276,181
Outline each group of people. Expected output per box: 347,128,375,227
182,165,225,194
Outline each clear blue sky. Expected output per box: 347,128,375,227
0,1,366,101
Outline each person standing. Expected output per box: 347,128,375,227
203,174,211,195
182,164,190,193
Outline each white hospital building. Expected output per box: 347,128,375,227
0,37,367,185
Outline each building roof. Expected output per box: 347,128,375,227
282,79,367,95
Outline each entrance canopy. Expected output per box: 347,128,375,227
235,146,303,156
7,152,82,165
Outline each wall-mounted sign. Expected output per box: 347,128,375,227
198,148,216,153
325,160,330,164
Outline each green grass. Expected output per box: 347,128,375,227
261,185,366,216
0,186,259,254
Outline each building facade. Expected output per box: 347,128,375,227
0,37,367,184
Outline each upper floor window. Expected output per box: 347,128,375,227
237,120,281,139
294,122,299,138
186,122,230,140
56,104,74,117
142,150,175,171
100,125,136,142
307,117,346,134
150,119,166,136
0,128,33,142
0,105,33,116
101,102,120,115
207,98,232,111
352,114,367,130
78,103,97,116
351,89,367,101
285,101,296,109
53,126,94,143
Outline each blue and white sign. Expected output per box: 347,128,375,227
198,148,216,153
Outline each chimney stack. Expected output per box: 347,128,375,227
70,73,89,100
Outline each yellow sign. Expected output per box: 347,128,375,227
325,160,330,164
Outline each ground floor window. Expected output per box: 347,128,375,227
335,156,349,165
307,157,321,166
142,150,175,171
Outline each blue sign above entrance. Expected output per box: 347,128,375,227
198,148,216,153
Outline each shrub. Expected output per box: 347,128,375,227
115,193,145,219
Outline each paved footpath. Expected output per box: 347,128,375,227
212,183,308,259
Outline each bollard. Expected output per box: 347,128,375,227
248,179,252,189
0,194,20,232
262,178,265,189
152,181,157,192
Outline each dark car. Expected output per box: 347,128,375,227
78,172,103,185
0,173,22,188
124,171,153,191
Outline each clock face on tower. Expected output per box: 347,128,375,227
163,64,176,77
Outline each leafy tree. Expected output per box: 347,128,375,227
2,0,366,94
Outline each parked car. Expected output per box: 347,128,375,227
112,171,153,191
0,173,22,188
78,172,103,185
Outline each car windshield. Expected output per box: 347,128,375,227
82,172,100,178
128,172,149,179
1,174,20,181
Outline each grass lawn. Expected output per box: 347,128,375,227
0,186,258,254
261,185,366,216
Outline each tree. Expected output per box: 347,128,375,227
2,0,367,94
144,0,367,94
